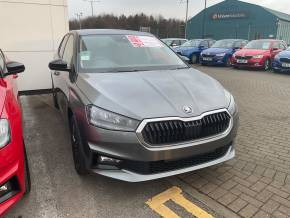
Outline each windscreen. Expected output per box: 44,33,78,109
211,40,236,48
181,40,201,47
79,35,187,73
244,41,271,50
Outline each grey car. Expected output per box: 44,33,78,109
49,29,238,182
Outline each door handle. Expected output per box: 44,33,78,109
54,71,60,76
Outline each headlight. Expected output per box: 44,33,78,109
225,90,237,116
274,54,280,60
0,119,11,148
86,105,139,131
253,54,264,59
216,53,226,57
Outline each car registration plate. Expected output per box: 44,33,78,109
203,57,213,61
237,59,248,64
282,63,290,68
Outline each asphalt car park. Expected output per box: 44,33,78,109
7,65,290,218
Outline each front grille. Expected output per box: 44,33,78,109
202,54,215,58
141,111,231,146
280,58,290,63
121,143,231,174
236,55,252,60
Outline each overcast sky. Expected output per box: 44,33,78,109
68,0,290,20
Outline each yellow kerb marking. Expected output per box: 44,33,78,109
146,186,214,218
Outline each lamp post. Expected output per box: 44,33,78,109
180,0,190,39
185,0,189,39
83,0,100,17
201,0,207,38
75,12,83,29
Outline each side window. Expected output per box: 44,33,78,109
172,40,179,46
279,43,286,50
234,41,242,48
63,35,74,65
0,51,5,73
200,41,208,47
209,40,215,47
58,35,69,58
272,42,279,49
241,41,248,48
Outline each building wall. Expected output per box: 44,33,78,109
0,0,69,91
187,0,278,41
277,20,290,44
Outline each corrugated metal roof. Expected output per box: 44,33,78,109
263,7,290,22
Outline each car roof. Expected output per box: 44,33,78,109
251,39,284,42
72,29,154,37
217,39,246,41
161,38,187,40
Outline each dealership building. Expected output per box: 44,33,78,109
187,0,290,43
0,0,69,91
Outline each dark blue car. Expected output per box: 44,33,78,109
272,47,290,73
174,39,215,64
200,39,248,66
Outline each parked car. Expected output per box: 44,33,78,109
200,39,248,66
232,39,287,70
161,38,188,48
174,39,215,64
0,50,30,216
272,47,290,73
49,29,238,182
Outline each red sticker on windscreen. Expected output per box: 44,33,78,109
126,35,163,48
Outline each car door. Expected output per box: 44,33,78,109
52,34,75,114
199,40,208,51
271,42,282,60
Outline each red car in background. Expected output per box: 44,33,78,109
0,50,30,217
232,39,287,70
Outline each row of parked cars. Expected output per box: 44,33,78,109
162,38,290,72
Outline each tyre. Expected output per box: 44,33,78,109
263,59,271,71
52,91,59,109
24,146,31,194
69,115,88,175
225,58,231,67
191,54,197,64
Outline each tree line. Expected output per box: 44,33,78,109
69,13,186,38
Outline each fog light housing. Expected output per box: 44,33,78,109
0,182,12,198
98,156,122,166
0,177,20,203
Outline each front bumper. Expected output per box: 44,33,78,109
0,141,25,216
92,144,235,182
200,56,227,66
272,61,290,73
78,110,239,182
232,58,265,68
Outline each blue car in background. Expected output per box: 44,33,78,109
272,47,290,73
200,39,248,66
174,39,215,64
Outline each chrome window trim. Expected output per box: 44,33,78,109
136,108,233,150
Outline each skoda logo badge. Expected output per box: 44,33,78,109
183,106,193,114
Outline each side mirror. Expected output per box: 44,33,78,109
49,59,70,72
179,55,190,64
6,62,25,75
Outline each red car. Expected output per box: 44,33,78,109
0,50,30,217
232,39,287,70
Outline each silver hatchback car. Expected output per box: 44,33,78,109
49,29,238,182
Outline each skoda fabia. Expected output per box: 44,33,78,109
49,29,239,182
